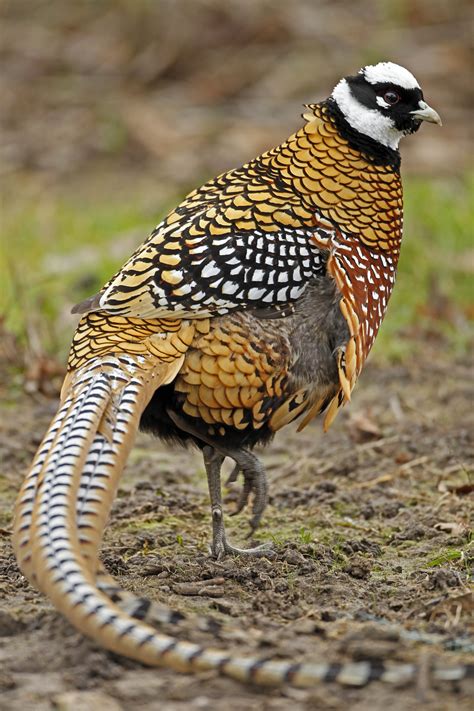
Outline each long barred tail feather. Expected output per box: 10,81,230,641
12,352,474,689
13,379,103,588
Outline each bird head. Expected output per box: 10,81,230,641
331,61,441,150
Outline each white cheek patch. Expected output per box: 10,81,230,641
363,62,420,90
376,96,390,109
332,79,404,150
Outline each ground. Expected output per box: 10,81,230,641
0,345,472,711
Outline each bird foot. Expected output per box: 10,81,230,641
210,515,273,560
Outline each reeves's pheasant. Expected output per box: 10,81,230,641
13,62,453,689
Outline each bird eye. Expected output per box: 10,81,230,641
383,90,400,105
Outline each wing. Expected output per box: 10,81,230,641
71,183,335,319
72,119,339,321
73,219,331,320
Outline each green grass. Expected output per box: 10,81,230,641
372,174,473,359
1,178,174,359
1,173,472,362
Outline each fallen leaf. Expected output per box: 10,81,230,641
348,411,381,443
434,522,469,537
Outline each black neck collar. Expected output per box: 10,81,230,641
324,99,401,171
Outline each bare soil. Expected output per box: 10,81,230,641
0,347,472,711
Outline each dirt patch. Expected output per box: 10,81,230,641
0,351,473,710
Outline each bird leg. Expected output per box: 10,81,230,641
224,450,268,536
203,446,272,559
166,408,272,557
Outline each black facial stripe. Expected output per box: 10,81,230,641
346,75,423,112
345,74,379,110
371,83,423,106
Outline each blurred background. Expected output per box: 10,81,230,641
0,0,472,392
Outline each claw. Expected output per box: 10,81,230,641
247,514,262,538
210,535,274,559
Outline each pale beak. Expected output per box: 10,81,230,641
410,100,442,125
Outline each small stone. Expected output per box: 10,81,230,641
0,610,24,636
343,556,371,579
0,671,16,691
211,598,234,614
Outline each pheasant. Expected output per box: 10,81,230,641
14,62,469,690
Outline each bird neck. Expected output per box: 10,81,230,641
321,99,402,170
